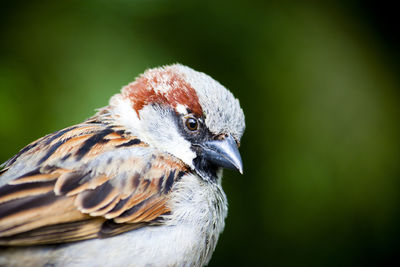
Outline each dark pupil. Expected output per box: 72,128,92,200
186,118,198,130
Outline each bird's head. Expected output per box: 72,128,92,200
108,64,245,181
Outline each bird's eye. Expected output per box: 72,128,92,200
185,117,198,131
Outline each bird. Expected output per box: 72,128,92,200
0,64,245,267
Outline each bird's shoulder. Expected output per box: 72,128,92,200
0,120,189,246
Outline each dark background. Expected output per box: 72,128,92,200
1,1,399,266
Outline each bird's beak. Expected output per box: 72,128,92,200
200,134,243,174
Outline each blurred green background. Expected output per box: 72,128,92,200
1,0,399,266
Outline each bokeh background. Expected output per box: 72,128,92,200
1,1,399,266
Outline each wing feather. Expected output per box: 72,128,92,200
0,121,188,246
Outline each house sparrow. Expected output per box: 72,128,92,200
0,64,245,267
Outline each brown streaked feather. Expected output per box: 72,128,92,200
0,120,188,246
115,196,170,224
89,195,121,217
0,167,9,175
98,220,146,239
0,180,55,204
10,171,63,185
0,219,105,246
0,193,89,237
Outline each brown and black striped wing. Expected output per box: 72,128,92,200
0,122,187,246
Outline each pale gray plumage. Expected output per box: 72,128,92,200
0,64,245,267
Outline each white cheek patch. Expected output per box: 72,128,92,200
111,96,196,169
139,105,196,168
